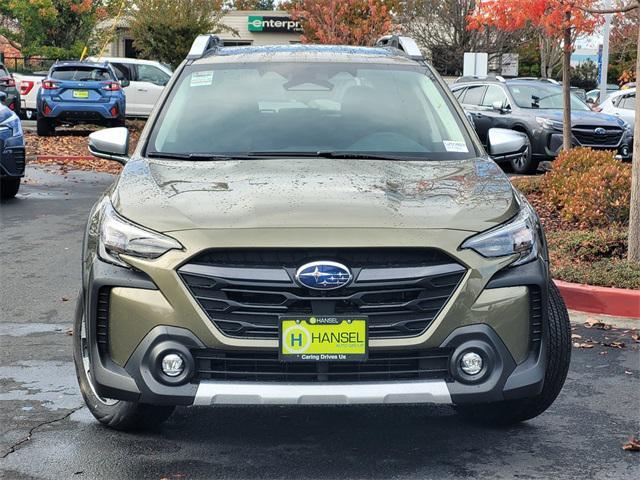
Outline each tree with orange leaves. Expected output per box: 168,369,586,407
288,0,396,46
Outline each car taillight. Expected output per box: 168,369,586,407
0,76,16,87
42,80,60,90
110,105,119,117
102,82,121,91
43,103,52,115
8,101,15,110
20,80,34,96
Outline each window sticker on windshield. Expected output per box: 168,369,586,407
190,71,213,87
443,141,468,153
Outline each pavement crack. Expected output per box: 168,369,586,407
0,406,84,459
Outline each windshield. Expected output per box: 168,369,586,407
508,84,591,111
51,67,111,81
147,62,476,160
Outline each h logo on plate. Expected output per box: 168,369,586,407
290,333,303,347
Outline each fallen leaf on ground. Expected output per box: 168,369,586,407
65,328,73,336
571,334,582,340
622,437,640,451
61,297,69,302
603,341,626,349
624,370,633,375
584,318,612,330
632,333,640,343
573,342,595,349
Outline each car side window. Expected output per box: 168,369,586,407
137,65,170,86
621,94,636,111
111,63,133,82
452,87,466,100
460,85,486,106
482,85,509,108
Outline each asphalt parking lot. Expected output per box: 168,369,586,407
0,165,639,480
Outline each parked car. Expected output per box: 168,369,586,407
586,85,620,106
451,78,633,173
74,35,571,431
0,95,26,199
86,57,172,117
13,71,46,120
599,88,636,129
36,61,128,136
0,62,21,117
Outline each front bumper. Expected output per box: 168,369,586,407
0,134,26,178
534,127,633,160
80,245,549,407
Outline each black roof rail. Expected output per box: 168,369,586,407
187,34,223,60
375,35,424,61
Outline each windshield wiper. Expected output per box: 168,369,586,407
246,151,429,161
147,151,254,161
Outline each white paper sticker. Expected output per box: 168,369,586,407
443,140,469,153
190,71,213,87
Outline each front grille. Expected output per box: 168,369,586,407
96,287,110,357
178,249,466,339
573,126,623,147
192,348,453,382
529,286,543,350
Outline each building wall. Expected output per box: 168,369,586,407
100,10,301,59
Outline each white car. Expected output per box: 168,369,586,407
14,72,45,120
86,57,173,117
599,88,636,129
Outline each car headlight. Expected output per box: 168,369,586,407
535,117,562,130
98,199,183,268
460,195,541,267
0,112,22,137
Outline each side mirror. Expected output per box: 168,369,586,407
89,127,130,164
120,78,130,88
487,128,527,163
492,101,505,112
0,91,6,103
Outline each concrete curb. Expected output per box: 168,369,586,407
555,280,640,319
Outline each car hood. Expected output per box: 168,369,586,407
536,109,626,127
111,157,518,233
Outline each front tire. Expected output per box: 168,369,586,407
73,293,175,430
455,282,571,425
1,177,20,199
509,134,539,174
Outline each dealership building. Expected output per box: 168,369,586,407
100,10,302,57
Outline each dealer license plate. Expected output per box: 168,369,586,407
72,90,89,99
279,316,368,362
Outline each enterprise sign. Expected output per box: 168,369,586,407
248,15,303,33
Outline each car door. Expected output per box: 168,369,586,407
133,64,171,116
110,62,140,116
458,85,488,143
474,85,512,145
617,93,636,128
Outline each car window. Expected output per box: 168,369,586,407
137,65,170,86
482,85,509,108
508,84,590,111
50,67,112,81
621,94,636,111
111,63,133,81
148,62,476,160
459,85,485,106
452,87,466,100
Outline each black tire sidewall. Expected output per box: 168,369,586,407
510,134,538,174
0,177,20,199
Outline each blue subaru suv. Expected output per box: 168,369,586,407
36,61,128,136
0,97,25,199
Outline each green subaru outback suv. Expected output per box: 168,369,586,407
74,35,571,430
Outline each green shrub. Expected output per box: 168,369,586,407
540,148,631,228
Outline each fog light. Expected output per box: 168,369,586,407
460,352,483,375
161,353,184,377
621,146,630,157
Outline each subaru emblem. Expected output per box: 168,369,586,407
295,261,352,290
594,127,606,135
